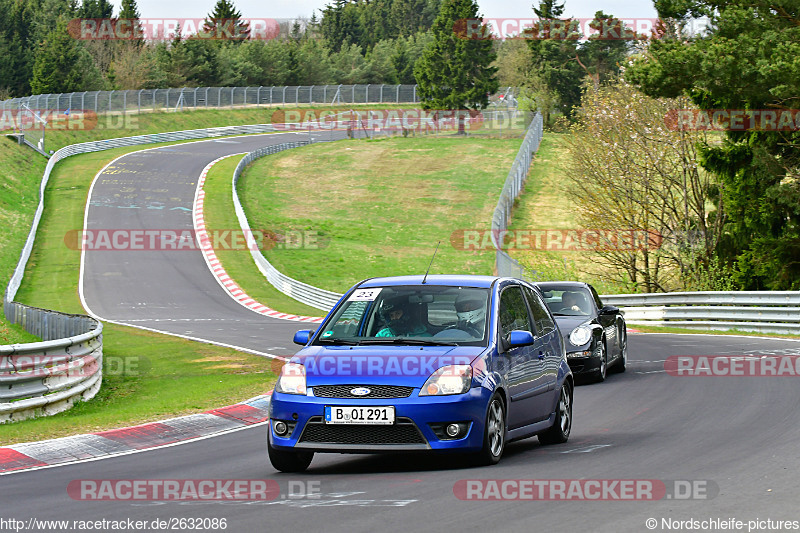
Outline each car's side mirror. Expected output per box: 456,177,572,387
508,329,535,348
600,305,620,315
293,329,314,345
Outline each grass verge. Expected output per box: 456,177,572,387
629,324,800,340
504,133,629,293
1,105,414,341
201,155,322,317
1,138,278,444
239,135,524,293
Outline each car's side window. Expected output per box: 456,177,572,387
498,285,532,340
523,286,555,336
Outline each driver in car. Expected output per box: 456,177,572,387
376,296,430,337
454,295,486,338
560,292,586,313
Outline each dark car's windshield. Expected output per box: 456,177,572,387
540,286,594,317
313,285,491,347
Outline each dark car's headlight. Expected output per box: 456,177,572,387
275,362,306,395
419,365,472,396
568,324,593,346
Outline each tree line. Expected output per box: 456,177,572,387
0,0,442,97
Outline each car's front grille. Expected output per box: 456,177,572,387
312,385,414,399
298,417,426,445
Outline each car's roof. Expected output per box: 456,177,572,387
535,281,591,289
358,275,499,288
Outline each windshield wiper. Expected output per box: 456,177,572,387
316,338,362,345
359,337,460,346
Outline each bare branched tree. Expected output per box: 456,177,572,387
565,78,723,292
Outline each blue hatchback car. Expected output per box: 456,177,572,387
268,275,573,471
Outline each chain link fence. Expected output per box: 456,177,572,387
1,85,421,116
492,112,544,279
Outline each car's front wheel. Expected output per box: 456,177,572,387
538,382,572,445
474,394,506,466
594,340,607,383
268,437,314,473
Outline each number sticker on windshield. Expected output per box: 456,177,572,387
348,288,382,301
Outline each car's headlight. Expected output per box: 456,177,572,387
569,324,593,346
275,362,306,395
419,365,472,396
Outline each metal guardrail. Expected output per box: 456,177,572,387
492,112,544,279
2,123,289,422
601,292,800,335
231,142,344,311
229,110,535,311
1,85,420,115
1,302,102,423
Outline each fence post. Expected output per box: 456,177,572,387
365,84,370,103
310,85,314,104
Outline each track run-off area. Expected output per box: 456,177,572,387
3,133,800,532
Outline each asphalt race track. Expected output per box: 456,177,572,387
3,134,800,532
80,132,341,356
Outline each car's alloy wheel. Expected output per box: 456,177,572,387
595,341,607,383
475,395,506,465
538,383,572,445
616,332,627,373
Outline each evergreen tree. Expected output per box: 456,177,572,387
526,0,582,118
413,0,498,130
627,0,800,289
577,11,634,89
30,18,85,93
118,0,143,46
119,0,139,19
203,0,250,43
78,0,113,18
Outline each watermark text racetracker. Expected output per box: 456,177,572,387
454,479,718,500
0,109,137,131
666,355,800,377
270,108,528,132
665,109,800,131
451,228,663,252
64,229,326,251
68,18,281,41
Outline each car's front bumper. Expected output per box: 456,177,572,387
565,345,602,376
269,386,493,454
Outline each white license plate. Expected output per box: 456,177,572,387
324,406,395,425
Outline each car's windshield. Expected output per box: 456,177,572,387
540,286,593,317
313,285,491,346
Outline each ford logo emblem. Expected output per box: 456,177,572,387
350,387,371,396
